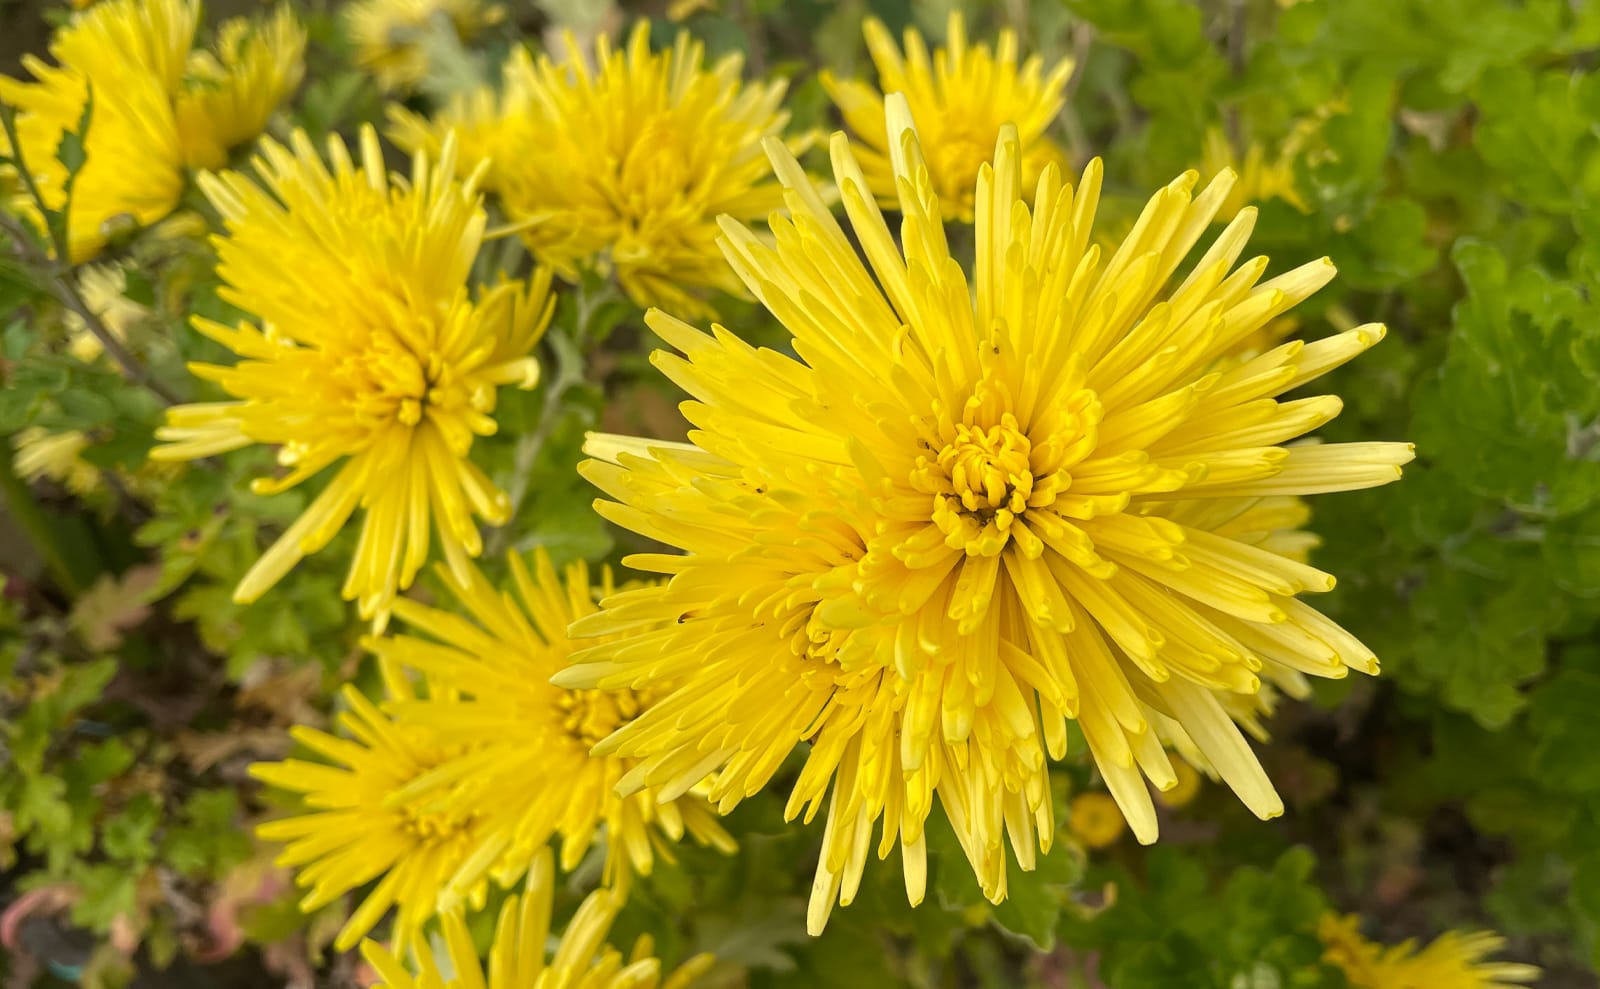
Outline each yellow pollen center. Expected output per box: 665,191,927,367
557,688,644,749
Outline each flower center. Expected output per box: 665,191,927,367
938,416,1035,518
398,801,478,843
557,688,644,749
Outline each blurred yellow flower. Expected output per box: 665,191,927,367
175,6,306,169
1319,914,1540,989
387,48,538,196
559,98,1411,933
1153,757,1202,808
252,683,493,952
366,550,734,908
13,428,100,497
393,24,792,318
346,0,502,93
1068,793,1125,849
0,0,193,261
362,847,714,989
65,263,149,363
151,128,553,623
1201,127,1310,222
821,13,1073,221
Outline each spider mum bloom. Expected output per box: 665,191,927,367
1319,914,1540,989
559,97,1413,933
150,127,554,623
362,848,714,989
0,0,193,261
416,24,791,318
365,550,735,907
175,6,307,170
821,13,1073,222
251,682,495,952
346,0,503,93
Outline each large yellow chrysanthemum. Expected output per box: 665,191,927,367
390,24,791,318
0,0,192,261
822,13,1073,222
251,681,496,952
363,848,714,989
346,0,502,93
1319,914,1540,989
558,98,1413,933
150,127,554,623
175,5,306,170
365,550,735,907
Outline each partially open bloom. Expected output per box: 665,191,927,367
175,6,306,169
392,24,791,318
0,0,193,261
251,683,494,952
362,848,714,989
151,127,553,623
559,97,1412,933
1319,914,1540,988
822,13,1073,221
365,550,734,906
346,0,502,93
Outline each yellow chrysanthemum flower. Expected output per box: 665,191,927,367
0,0,193,261
13,428,101,497
821,13,1073,222
387,47,538,196
365,550,735,907
175,6,306,169
362,848,714,989
392,24,790,318
251,682,495,952
1319,914,1541,989
558,98,1413,933
1201,127,1309,223
150,127,554,623
346,0,502,93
